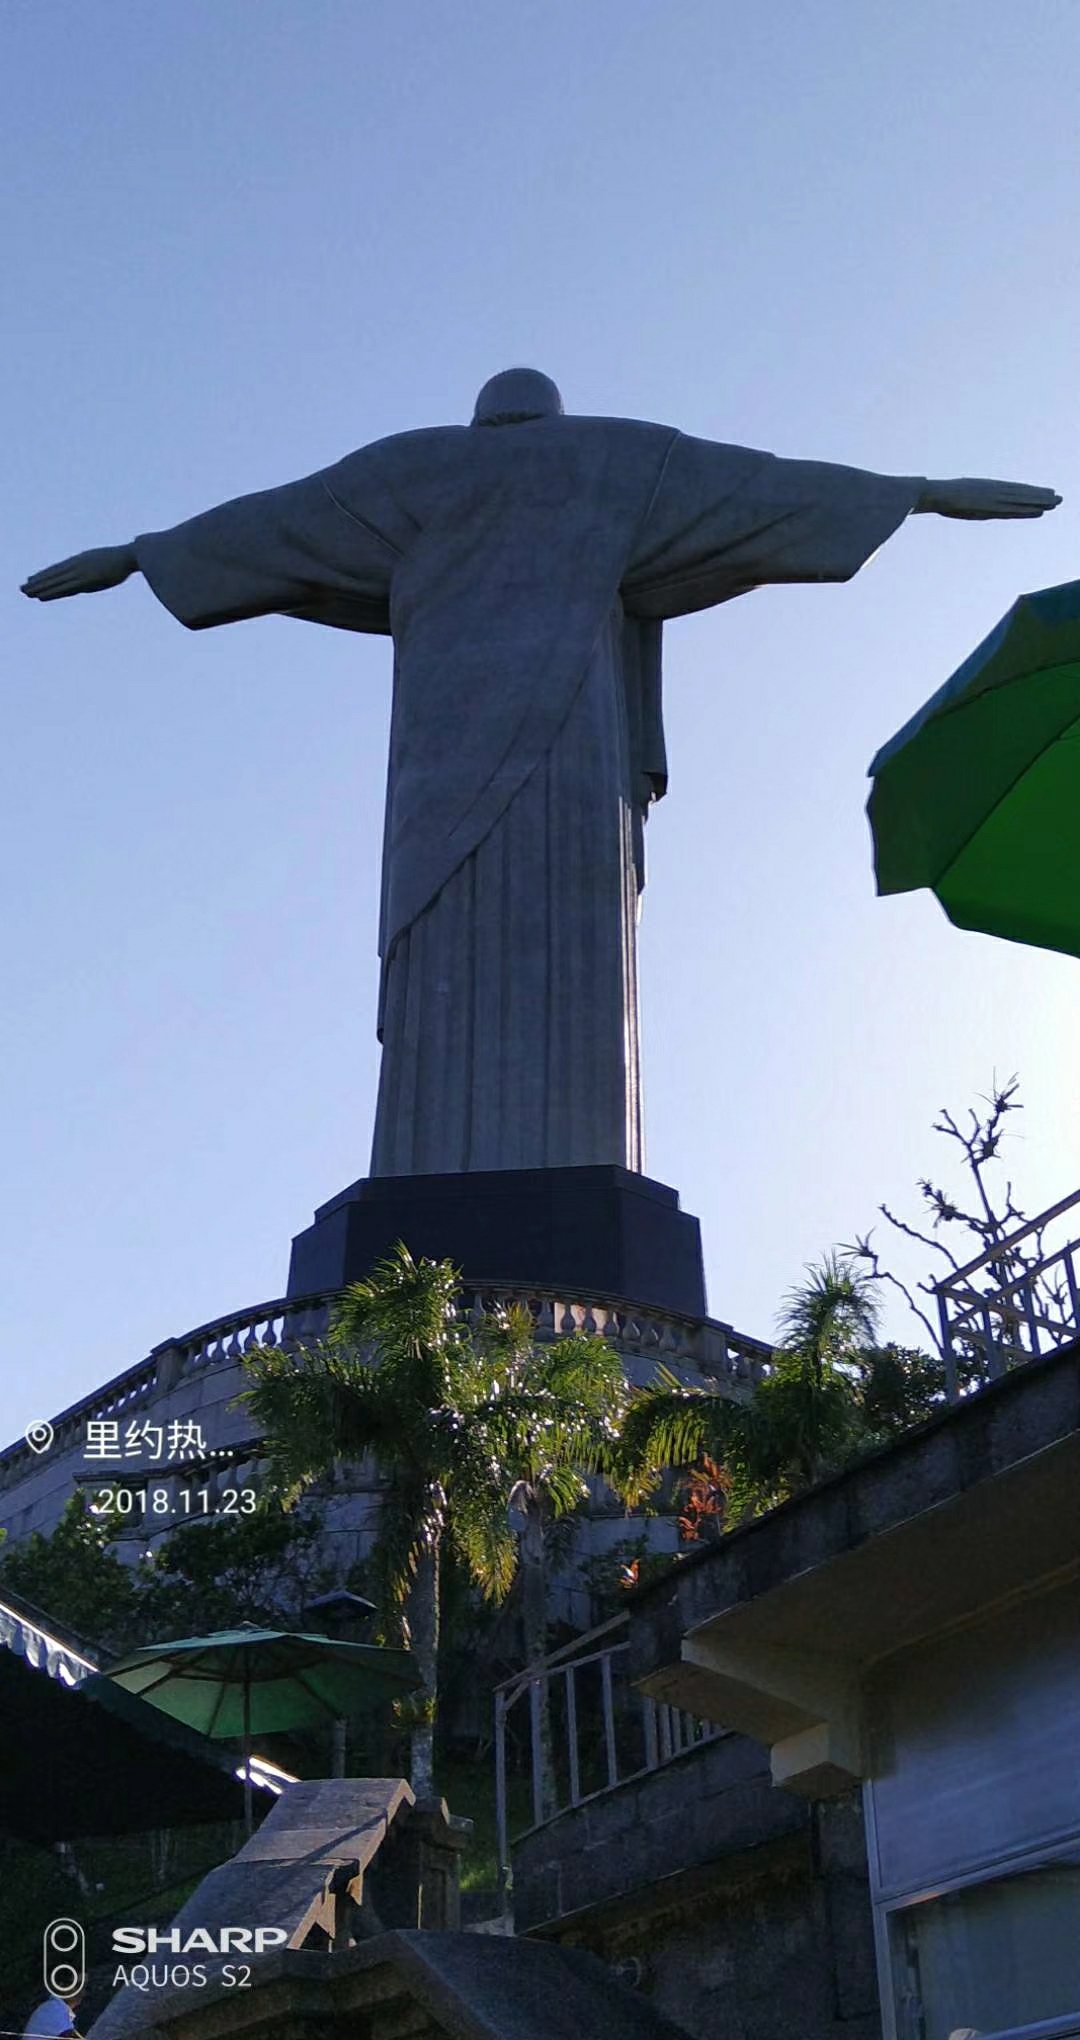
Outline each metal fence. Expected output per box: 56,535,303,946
934,1188,1080,1398
493,1615,722,1906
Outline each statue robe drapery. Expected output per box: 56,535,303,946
134,417,921,1176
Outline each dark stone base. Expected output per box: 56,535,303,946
287,1165,707,1319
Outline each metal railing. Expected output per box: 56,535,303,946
934,1188,1080,1399
0,1587,100,1685
493,1615,723,1906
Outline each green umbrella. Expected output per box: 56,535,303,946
86,1624,420,1832
868,578,1080,957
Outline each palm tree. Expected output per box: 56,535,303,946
476,1304,630,1818
615,1253,882,1526
474,1303,629,1667
239,1248,627,1795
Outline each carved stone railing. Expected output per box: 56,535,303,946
0,1293,336,1494
0,1284,770,1496
456,1283,771,1389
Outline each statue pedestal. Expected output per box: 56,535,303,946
287,1165,707,1319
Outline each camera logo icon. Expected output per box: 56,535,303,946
43,1919,85,2000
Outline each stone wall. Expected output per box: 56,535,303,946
514,1735,880,2040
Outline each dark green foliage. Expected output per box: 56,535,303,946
137,1500,334,1637
615,1253,947,1529
433,1757,532,1902
0,1491,333,1661
853,1342,947,1441
0,1493,143,1654
577,1533,680,1624
238,1244,633,1791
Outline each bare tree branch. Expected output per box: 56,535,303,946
842,1234,946,1356
879,1202,964,1271
855,1078,1065,1375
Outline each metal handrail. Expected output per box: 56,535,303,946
493,1626,723,1910
936,1186,1080,1287
934,1188,1080,1397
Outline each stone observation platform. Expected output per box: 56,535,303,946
0,1265,772,1556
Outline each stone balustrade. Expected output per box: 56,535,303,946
0,1295,336,1496
457,1283,771,1389
0,1285,769,1499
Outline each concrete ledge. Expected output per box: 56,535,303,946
511,1733,804,1931
770,1719,862,1797
139,1930,699,2040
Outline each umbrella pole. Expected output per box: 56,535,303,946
243,1670,253,1839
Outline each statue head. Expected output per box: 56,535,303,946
471,368,564,427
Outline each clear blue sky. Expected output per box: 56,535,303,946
4,0,1078,1443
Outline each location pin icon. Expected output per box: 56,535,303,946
25,1420,55,1455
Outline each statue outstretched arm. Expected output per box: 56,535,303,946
22,454,397,635
622,434,1062,623
914,478,1061,520
623,436,925,621
22,545,138,601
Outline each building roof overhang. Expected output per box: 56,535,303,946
626,1343,1080,1795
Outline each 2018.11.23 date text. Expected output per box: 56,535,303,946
88,1486,259,1518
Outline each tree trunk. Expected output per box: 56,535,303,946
406,1541,440,1797
521,1505,557,1820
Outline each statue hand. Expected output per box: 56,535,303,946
21,545,137,601
917,479,1062,520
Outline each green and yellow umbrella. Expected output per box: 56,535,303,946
868,578,1080,958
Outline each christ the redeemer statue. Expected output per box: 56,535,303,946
23,369,1060,1181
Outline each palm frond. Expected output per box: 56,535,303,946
448,1490,518,1603
330,1244,464,1387
239,1337,432,1492
530,1462,590,1519
776,1251,879,1363
613,1372,737,1506
534,1334,629,1409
